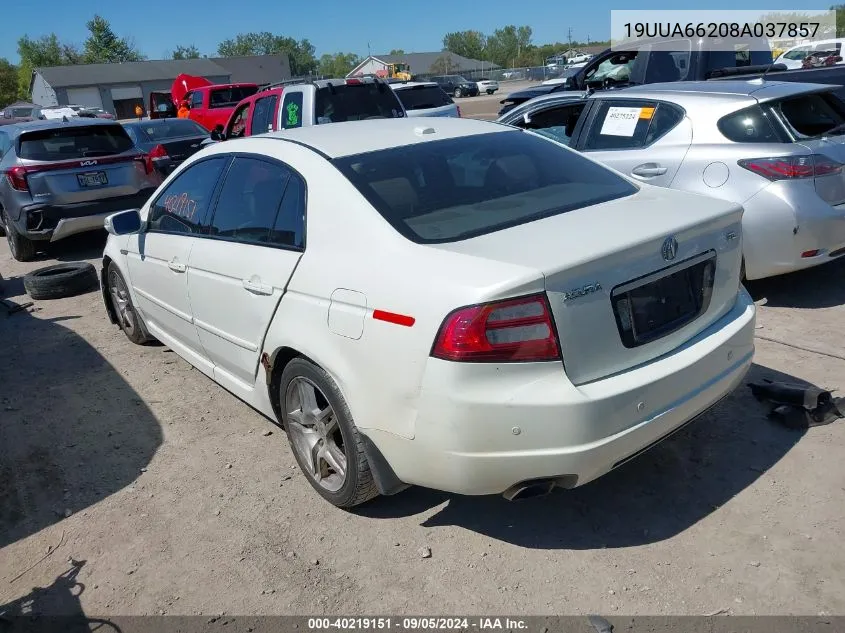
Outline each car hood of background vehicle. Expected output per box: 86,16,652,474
429,185,741,274
171,74,213,104
501,85,558,103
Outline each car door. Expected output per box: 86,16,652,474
187,155,306,391
125,156,228,372
225,101,251,139
576,98,691,187
506,99,589,147
249,94,279,135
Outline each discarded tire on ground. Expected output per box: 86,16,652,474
23,262,99,300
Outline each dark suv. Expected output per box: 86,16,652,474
0,119,162,261
429,75,479,98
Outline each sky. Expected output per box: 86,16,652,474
0,0,832,63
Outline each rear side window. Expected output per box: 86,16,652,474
393,86,453,111
209,86,258,109
207,156,298,247
583,100,683,150
515,101,587,146
315,84,405,123
18,125,134,161
333,130,637,244
148,157,228,234
776,93,845,137
717,105,784,143
281,92,303,129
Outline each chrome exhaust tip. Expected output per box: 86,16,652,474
502,479,556,501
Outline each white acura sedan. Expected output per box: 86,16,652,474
101,118,756,507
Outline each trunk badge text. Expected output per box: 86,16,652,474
661,236,679,261
562,282,603,302
79,160,98,167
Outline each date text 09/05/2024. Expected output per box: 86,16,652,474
623,22,821,39
308,618,529,630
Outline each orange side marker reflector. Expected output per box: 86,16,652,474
373,310,415,327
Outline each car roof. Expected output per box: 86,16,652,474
229,118,514,158
605,80,835,105
390,81,439,90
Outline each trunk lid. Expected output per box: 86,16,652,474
158,135,205,162
432,186,744,385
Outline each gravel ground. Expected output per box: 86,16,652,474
1,232,844,618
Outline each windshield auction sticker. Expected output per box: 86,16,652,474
600,107,641,137
610,9,836,51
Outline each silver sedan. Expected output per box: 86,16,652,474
498,80,845,281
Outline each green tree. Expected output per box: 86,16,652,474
172,45,201,60
83,15,145,63
485,25,533,67
0,58,19,106
16,33,80,99
429,53,457,74
317,52,360,78
831,5,845,36
442,30,487,61
217,32,317,76
389,48,405,55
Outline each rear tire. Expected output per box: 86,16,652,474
0,207,6,238
23,262,99,300
487,90,495,95
280,358,379,508
4,212,37,262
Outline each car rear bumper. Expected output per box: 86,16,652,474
742,184,845,279
16,189,157,241
366,289,756,496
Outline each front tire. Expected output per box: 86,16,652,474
280,358,379,508
487,89,495,95
4,212,37,262
107,262,151,344
453,88,462,98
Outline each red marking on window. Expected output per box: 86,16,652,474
372,310,415,327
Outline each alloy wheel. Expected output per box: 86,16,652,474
285,376,347,492
108,270,136,335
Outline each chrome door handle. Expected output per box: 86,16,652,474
167,259,186,273
242,278,273,295
631,163,668,178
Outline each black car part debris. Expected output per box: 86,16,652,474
748,378,844,429
22,262,99,300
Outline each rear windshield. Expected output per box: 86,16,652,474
333,130,637,244
775,92,845,138
10,107,33,118
393,85,453,111
315,84,404,123
209,86,258,109
18,125,134,161
136,119,209,141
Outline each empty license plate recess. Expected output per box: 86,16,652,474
611,251,717,348
77,171,108,187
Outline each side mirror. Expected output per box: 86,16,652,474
105,209,142,236
210,124,225,141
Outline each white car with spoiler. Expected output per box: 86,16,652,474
100,117,755,508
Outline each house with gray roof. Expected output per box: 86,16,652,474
30,55,290,119
347,52,498,79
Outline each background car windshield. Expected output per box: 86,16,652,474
394,86,452,111
11,107,33,117
209,87,259,108
333,130,637,243
315,84,404,123
18,125,134,160
137,120,208,141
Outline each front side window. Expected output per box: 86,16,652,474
333,130,637,244
583,100,683,151
190,92,203,109
147,157,228,234
513,102,587,146
251,95,279,134
226,103,250,139
207,156,295,246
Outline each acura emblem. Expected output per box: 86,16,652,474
661,236,678,261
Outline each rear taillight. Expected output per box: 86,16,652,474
5,166,29,192
345,78,362,85
149,144,168,159
432,294,561,362
738,154,843,181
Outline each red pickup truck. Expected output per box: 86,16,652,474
169,74,259,131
